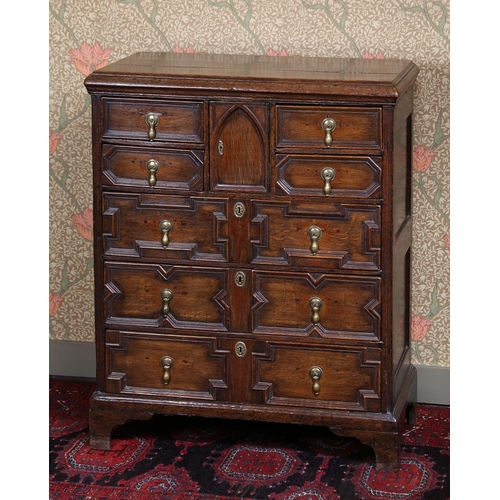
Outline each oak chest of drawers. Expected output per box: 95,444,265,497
84,52,419,471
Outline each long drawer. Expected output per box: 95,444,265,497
104,331,381,412
102,193,381,271
103,263,381,340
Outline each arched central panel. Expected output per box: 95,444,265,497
210,103,269,193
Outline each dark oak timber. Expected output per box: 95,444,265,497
85,52,419,471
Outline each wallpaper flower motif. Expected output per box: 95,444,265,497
49,0,450,367
72,208,93,241
70,42,113,76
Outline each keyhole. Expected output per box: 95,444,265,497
235,271,246,287
234,202,246,218
235,341,247,358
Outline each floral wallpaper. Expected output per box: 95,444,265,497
49,0,450,368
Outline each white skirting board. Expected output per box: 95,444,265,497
49,340,96,380
415,364,450,406
49,340,450,406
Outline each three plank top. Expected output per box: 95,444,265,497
85,51,419,100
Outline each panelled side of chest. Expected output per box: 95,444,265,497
389,87,416,409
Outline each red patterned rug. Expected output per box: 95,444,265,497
49,378,449,499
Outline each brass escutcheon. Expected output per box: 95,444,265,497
235,271,247,287
235,341,247,358
218,139,224,156
234,202,246,218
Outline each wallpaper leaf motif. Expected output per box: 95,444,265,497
56,94,91,132
302,0,361,56
412,130,450,364
49,2,100,341
207,0,265,54
49,0,79,45
432,109,449,148
400,1,449,44
117,0,172,50
50,157,80,212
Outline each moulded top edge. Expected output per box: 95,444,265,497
84,52,419,99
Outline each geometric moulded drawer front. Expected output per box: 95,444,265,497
276,106,382,151
102,193,228,262
103,263,229,331
254,342,381,412
251,201,381,271
275,154,382,199
102,145,204,192
102,98,204,143
104,331,228,400
252,271,381,341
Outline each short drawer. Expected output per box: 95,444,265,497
103,263,229,331
102,145,204,191
252,271,381,341
276,154,382,199
102,98,204,143
104,331,228,400
102,193,228,262
276,106,382,151
251,200,381,271
254,342,381,412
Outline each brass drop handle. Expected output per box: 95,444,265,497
320,167,336,197
309,297,323,325
159,220,173,248
160,289,173,316
307,226,322,255
145,113,160,141
146,159,160,187
309,366,323,396
160,356,173,385
321,117,336,148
